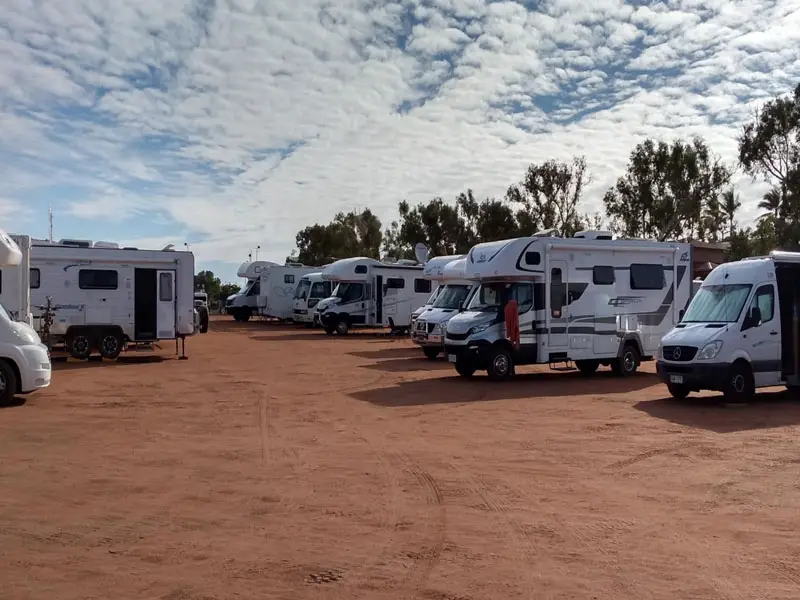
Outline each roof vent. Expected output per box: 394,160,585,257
396,259,418,265
93,241,120,249
532,228,558,238
59,238,92,248
574,230,613,240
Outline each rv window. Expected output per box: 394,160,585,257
159,272,173,301
414,278,432,294
386,278,405,289
310,281,329,298
335,282,364,303
30,268,41,289
514,283,534,314
246,280,260,296
593,266,614,285
78,269,118,290
284,274,295,284
354,265,368,274
533,283,545,310
550,267,565,317
751,285,775,324
630,264,664,290
525,251,541,266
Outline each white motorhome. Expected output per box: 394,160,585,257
0,231,51,403
657,251,800,401
292,272,332,325
226,260,278,322
0,238,202,360
444,230,693,380
412,256,479,359
409,254,463,330
257,264,318,320
315,257,432,335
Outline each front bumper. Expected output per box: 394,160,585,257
293,309,313,323
445,340,493,367
656,360,730,391
18,343,52,393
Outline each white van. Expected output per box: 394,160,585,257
657,251,800,401
292,272,332,325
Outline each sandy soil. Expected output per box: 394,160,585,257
3,316,800,600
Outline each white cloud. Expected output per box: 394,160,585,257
0,0,798,272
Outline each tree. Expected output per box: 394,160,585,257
457,190,520,246
506,156,589,237
603,137,732,241
720,187,741,239
195,271,221,301
219,282,240,302
292,209,383,265
382,197,471,260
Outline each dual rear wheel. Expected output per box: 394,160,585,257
65,329,124,360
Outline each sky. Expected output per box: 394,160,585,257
2,0,799,283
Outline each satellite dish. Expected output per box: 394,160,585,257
414,243,429,265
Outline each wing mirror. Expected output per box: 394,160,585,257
743,306,761,330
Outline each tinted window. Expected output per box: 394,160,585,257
247,280,260,296
593,266,614,285
550,267,565,317
414,278,432,294
752,285,775,324
284,274,295,284
525,251,541,265
30,268,40,289
630,264,664,290
79,269,118,290
386,277,405,289
514,283,533,313
310,281,329,298
159,272,173,301
533,283,545,310
354,265,368,274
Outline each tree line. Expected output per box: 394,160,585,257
286,83,800,266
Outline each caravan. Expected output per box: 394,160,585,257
409,254,463,330
2,238,202,360
226,260,277,322
257,264,317,320
292,272,332,325
412,257,478,359
444,231,692,380
315,257,432,335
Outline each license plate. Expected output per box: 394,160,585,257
448,354,457,363
669,374,683,384
429,335,442,343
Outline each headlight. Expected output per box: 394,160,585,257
657,343,663,358
13,327,39,345
469,323,490,336
434,323,445,333
698,340,722,360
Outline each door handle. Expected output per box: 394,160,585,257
770,331,778,335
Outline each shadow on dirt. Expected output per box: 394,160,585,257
359,357,454,373
352,370,658,407
0,396,26,409
634,389,800,433
210,319,298,334
52,355,166,371
349,347,422,360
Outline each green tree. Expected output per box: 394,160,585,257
292,209,383,265
457,190,520,246
382,197,470,260
219,282,240,302
195,271,221,300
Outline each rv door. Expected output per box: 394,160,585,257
548,260,568,350
157,270,177,339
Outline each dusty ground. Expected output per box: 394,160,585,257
3,316,800,600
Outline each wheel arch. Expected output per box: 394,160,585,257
0,357,22,394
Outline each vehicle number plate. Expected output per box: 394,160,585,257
669,374,683,384
448,354,457,363
429,335,442,343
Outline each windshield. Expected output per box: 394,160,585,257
426,285,442,305
0,303,9,322
433,284,472,309
294,279,311,300
468,282,535,312
682,284,752,323
242,279,256,295
334,282,365,303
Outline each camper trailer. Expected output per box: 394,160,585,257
657,251,800,401
409,254,463,330
0,231,51,403
315,257,431,335
292,272,332,325
226,260,278,322
257,264,318,320
4,239,203,360
412,256,479,359
444,231,692,380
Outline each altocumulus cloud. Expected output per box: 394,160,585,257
2,0,799,266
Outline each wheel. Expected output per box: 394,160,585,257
486,346,514,381
454,355,476,378
423,347,439,360
324,327,335,336
667,383,690,400
66,330,93,360
198,307,209,333
612,344,640,376
239,309,251,323
99,330,124,360
335,318,349,336
724,361,755,402
0,360,18,405
575,360,599,375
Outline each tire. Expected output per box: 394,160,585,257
724,361,755,403
487,346,514,381
423,347,439,360
454,355,476,378
324,327,335,336
198,307,209,333
575,360,599,375
612,344,640,377
66,330,93,360
335,318,349,336
0,360,18,405
667,383,691,400
239,309,251,323
99,330,124,360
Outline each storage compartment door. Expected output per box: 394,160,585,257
157,270,176,339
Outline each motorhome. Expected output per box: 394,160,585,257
226,260,278,322
444,230,693,380
0,238,203,360
292,272,332,325
0,231,51,403
409,254,463,330
657,251,800,401
315,257,432,335
256,263,317,320
412,256,479,359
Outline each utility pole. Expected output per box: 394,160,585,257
48,206,53,242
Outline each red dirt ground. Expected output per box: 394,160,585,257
3,316,800,600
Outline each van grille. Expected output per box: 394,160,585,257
446,331,469,341
662,345,697,361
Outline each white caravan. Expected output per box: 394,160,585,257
316,257,432,335
256,264,317,320
657,251,800,401
409,254,463,330
292,272,333,325
0,231,51,403
444,230,693,380
226,260,278,322
412,257,479,359
1,239,202,360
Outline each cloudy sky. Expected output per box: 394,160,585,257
3,0,799,281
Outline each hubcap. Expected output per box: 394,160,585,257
624,351,635,372
732,373,745,393
103,336,118,354
337,322,347,333
74,336,89,354
494,354,509,375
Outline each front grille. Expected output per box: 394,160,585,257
446,331,469,341
662,345,697,361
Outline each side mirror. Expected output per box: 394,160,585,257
458,302,465,312
678,309,685,320
743,306,761,330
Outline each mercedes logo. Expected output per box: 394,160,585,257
672,347,682,360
